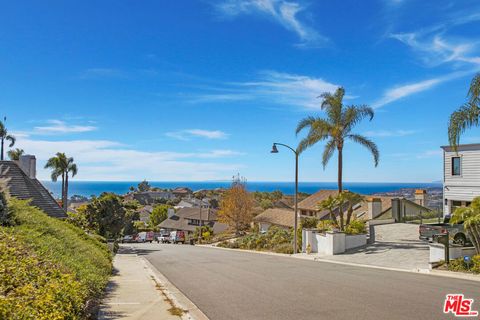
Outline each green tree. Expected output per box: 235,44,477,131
7,148,24,161
137,180,151,192
296,87,379,192
451,196,480,254
448,73,480,149
317,195,340,221
44,153,78,212
260,198,273,210
149,204,170,228
338,191,364,229
0,118,15,161
79,193,127,238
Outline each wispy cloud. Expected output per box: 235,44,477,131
372,70,475,108
34,120,97,135
215,0,327,47
17,136,244,181
364,129,416,137
166,129,229,140
187,70,339,109
391,33,480,67
416,149,442,159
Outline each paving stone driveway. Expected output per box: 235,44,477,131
317,223,430,271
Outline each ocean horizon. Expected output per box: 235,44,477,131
41,180,442,199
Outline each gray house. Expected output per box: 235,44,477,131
442,143,480,215
0,155,66,219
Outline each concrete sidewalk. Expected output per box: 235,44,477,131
98,247,186,320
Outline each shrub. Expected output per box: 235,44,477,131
0,198,113,318
219,226,294,254
447,255,480,274
0,232,85,319
0,191,16,226
317,220,337,232
345,219,366,235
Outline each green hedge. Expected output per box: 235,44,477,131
0,199,113,319
218,226,294,254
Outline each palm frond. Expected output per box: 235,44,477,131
343,105,374,134
448,102,480,148
6,134,15,147
322,139,336,169
297,129,329,154
295,116,317,135
468,73,480,104
347,134,380,166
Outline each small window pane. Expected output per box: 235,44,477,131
452,157,461,176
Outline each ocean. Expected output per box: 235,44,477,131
41,181,442,199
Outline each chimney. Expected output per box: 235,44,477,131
366,197,382,219
414,189,427,207
19,155,36,179
167,208,175,218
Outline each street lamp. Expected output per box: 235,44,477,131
271,143,299,254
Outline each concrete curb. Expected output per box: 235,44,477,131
141,256,210,320
199,244,480,282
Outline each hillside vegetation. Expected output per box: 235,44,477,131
0,198,112,319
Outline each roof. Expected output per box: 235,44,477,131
352,196,395,219
297,189,339,211
158,208,227,234
253,208,294,228
176,207,218,220
0,161,66,218
441,143,480,152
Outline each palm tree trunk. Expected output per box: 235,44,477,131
337,146,343,192
61,173,65,212
1,137,4,161
64,173,69,212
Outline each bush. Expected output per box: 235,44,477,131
447,255,480,274
0,191,16,226
345,219,366,235
0,198,113,318
218,226,294,254
317,220,337,232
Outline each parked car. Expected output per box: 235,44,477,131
169,230,186,244
136,232,147,243
146,231,155,243
157,231,171,243
419,215,471,246
122,235,135,243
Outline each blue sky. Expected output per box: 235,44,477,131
1,0,480,182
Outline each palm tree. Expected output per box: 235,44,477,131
0,118,16,161
7,148,24,161
448,73,480,148
45,153,78,212
317,195,339,221
339,191,364,228
296,87,379,192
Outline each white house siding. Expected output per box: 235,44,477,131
442,144,480,215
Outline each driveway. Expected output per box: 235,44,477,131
126,243,479,320
318,223,430,270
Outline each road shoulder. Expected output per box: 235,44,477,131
98,247,191,320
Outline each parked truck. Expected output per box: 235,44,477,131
419,215,471,246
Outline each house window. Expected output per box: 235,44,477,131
451,157,461,176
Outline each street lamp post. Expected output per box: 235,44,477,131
271,143,299,254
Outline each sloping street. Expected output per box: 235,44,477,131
128,243,480,320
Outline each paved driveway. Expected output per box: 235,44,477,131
126,243,479,320
318,223,430,271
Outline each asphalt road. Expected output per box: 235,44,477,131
128,243,479,320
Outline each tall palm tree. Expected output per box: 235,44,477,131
7,148,24,161
45,153,78,212
296,87,379,192
448,73,480,148
0,118,16,161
